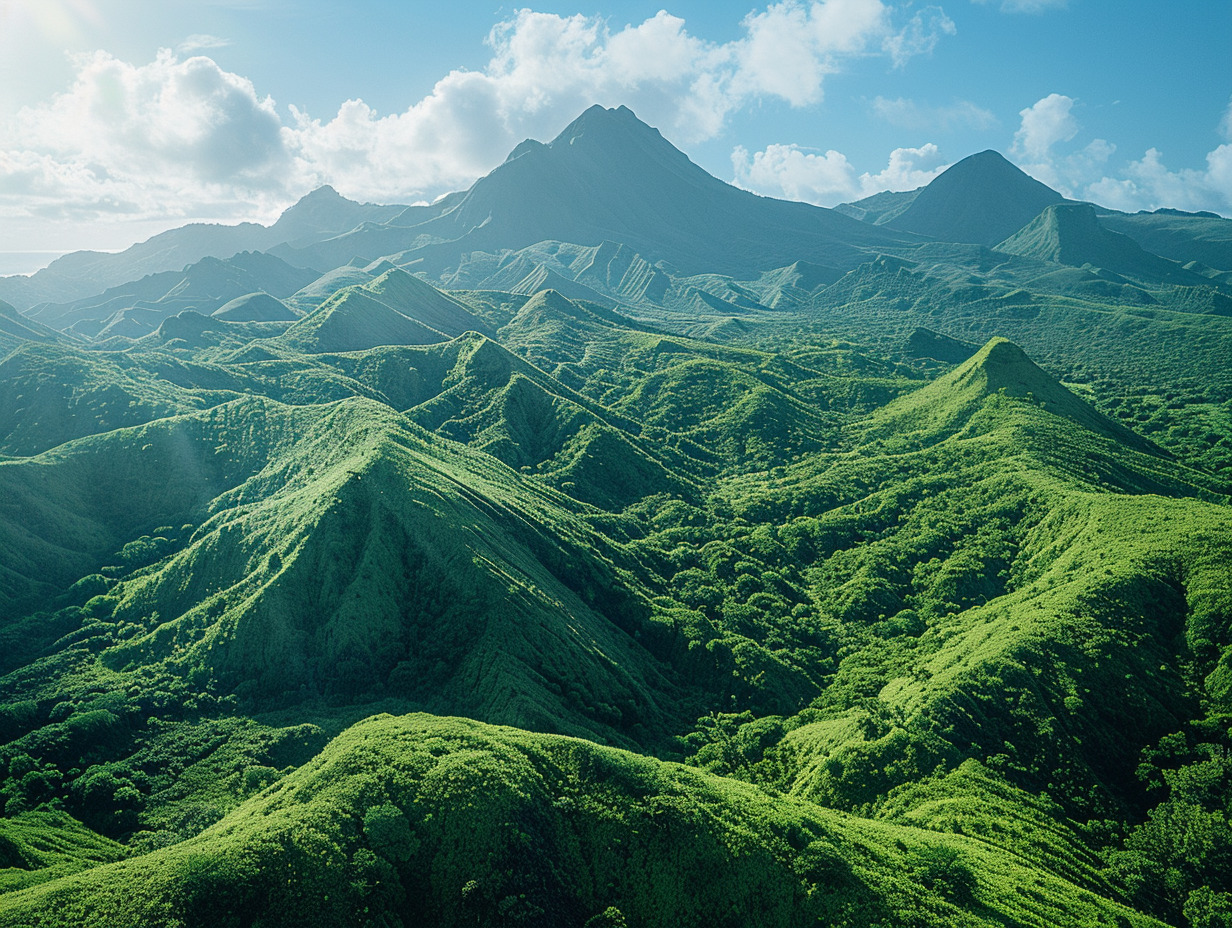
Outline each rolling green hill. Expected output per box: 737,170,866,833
2,105,1232,928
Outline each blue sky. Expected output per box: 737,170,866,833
1,0,1229,265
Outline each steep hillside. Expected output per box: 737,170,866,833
1098,208,1232,271
4,104,1232,928
997,203,1211,288
0,714,1165,928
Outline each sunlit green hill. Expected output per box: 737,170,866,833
0,342,226,457
3,104,1232,928
0,714,1166,928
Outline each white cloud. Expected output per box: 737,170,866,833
882,6,956,69
732,144,861,202
1006,92,1231,215
731,141,946,205
178,34,231,53
732,0,888,105
291,1,955,201
2,2,957,229
0,50,291,226
1084,145,1232,214
868,143,948,190
1012,93,1078,162
873,96,997,130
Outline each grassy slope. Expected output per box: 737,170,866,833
0,714,1164,928
0,270,1230,926
0,394,687,747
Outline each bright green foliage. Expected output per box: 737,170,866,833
2,233,1232,928
0,715,1166,928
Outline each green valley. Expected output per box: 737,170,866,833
1,105,1230,927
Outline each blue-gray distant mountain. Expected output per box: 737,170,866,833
212,292,299,322
996,202,1218,289
841,150,1066,246
25,251,318,338
0,187,404,310
0,299,64,354
276,105,915,279
1096,207,1232,274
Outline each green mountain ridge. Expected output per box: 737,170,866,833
997,203,1217,290
3,105,1232,928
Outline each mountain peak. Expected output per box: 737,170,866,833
961,336,1042,389
270,185,406,242
276,185,353,220
301,184,344,200
549,104,664,152
557,104,639,133
886,150,1064,245
279,103,911,279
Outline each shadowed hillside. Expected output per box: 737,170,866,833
842,150,1065,246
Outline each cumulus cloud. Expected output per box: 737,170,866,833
872,96,997,130
731,0,887,105
1012,93,1079,162
1005,92,1231,215
1085,145,1232,214
0,2,962,228
0,49,292,225
296,0,951,202
288,1,956,201
731,141,946,205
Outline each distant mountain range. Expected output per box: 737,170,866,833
5,105,1228,331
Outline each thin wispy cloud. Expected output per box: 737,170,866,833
873,96,997,131
972,0,1067,12
882,6,955,68
178,34,232,53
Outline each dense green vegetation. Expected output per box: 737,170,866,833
2,105,1232,926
